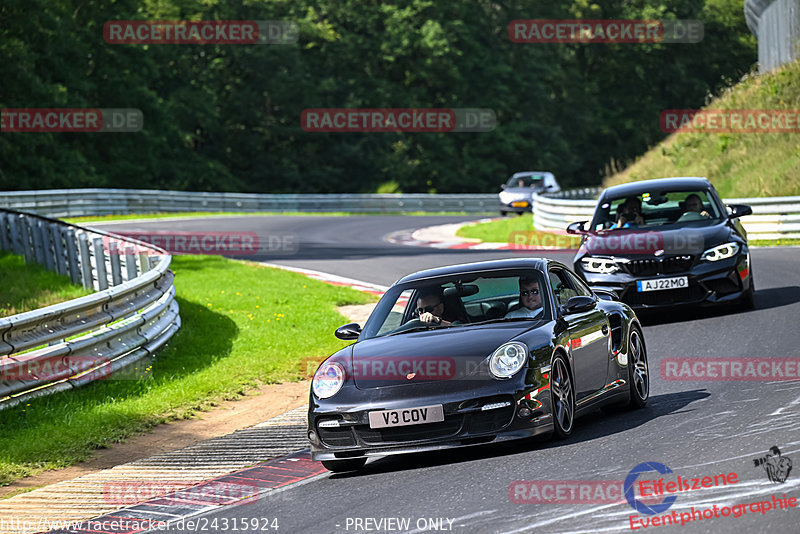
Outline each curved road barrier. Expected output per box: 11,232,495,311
0,189,498,217
533,191,800,240
0,208,180,410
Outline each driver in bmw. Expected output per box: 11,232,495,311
505,277,544,319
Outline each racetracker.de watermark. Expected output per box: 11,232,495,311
103,480,260,505
661,109,800,133
509,480,626,504
300,108,496,132
0,108,142,132
509,20,703,43
0,356,111,383
103,231,297,256
104,20,298,44
661,358,800,381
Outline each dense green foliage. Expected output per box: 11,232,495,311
1,0,755,193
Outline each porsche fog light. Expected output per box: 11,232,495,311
312,362,345,399
700,242,740,262
581,257,619,274
489,342,527,379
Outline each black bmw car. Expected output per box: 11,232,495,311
568,177,754,310
307,258,648,472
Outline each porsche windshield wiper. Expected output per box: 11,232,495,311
386,325,446,337
468,317,539,326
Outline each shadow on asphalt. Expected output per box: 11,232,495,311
636,285,800,326
328,389,710,479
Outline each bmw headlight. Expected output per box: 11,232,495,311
700,242,740,262
499,192,512,203
581,257,620,274
489,342,527,379
312,362,345,399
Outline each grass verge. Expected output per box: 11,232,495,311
456,214,582,248
0,256,376,485
0,252,92,317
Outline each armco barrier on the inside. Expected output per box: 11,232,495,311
533,191,800,240
0,208,180,409
0,188,499,217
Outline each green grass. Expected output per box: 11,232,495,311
0,252,92,317
0,256,376,485
65,210,484,225
456,214,581,248
604,59,800,198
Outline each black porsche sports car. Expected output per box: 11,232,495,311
307,258,648,472
568,177,754,310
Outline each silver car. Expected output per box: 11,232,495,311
499,171,561,216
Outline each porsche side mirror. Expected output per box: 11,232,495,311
592,288,619,301
500,184,506,190
564,295,595,314
566,221,588,235
335,323,361,340
728,204,752,219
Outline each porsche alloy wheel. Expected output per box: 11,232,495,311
551,355,574,439
628,328,649,408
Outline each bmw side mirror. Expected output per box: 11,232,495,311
566,221,588,235
335,323,361,340
564,295,595,314
728,204,752,219
500,184,506,190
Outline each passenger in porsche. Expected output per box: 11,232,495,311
505,277,545,319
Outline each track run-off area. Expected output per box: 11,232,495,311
69,215,800,533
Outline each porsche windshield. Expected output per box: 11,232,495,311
591,190,724,231
360,270,551,340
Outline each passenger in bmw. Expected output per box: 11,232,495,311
504,277,544,319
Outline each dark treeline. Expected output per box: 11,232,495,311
0,0,755,193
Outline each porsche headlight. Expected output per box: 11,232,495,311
312,362,345,399
489,342,527,379
581,257,620,274
700,242,740,262
499,192,513,203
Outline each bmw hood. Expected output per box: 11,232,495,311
351,323,535,389
577,223,734,259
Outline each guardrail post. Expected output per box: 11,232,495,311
31,219,47,266
109,239,123,286
63,227,81,284
124,245,138,280
22,217,38,264
37,221,56,272
138,251,151,274
7,215,22,255
92,237,109,290
77,232,93,289
50,224,67,276
0,212,8,251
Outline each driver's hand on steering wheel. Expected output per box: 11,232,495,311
419,312,450,326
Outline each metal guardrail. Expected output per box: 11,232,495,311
745,0,800,72
0,189,499,217
0,208,180,409
533,191,800,240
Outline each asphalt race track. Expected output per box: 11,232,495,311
92,215,800,534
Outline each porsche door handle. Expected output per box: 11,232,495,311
601,324,609,336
